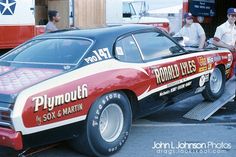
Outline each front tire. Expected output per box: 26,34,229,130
71,91,132,156
202,67,226,101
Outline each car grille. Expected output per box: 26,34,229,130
0,104,13,129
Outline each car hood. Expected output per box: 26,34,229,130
0,66,63,103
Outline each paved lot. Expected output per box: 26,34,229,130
0,79,235,157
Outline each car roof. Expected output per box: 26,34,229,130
36,24,156,41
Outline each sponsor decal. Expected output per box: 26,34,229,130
84,48,112,64
228,54,233,62
32,84,88,125
116,47,124,55
204,73,210,82
197,56,207,66
36,104,83,125
225,69,231,75
199,66,208,72
226,63,232,69
208,64,212,70
199,75,206,87
32,84,88,112
213,56,221,62
153,60,196,85
221,55,228,60
159,81,192,96
207,57,214,64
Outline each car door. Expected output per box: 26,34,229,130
132,30,199,113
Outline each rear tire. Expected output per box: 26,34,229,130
202,67,225,101
71,91,132,156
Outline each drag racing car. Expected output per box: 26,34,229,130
0,25,233,156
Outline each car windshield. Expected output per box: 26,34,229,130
1,38,92,65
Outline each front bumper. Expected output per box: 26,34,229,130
0,127,23,150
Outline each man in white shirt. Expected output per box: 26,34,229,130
45,10,61,33
175,12,206,48
213,8,236,76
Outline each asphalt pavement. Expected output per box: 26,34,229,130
0,79,235,157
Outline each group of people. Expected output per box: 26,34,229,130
176,8,236,51
175,8,236,75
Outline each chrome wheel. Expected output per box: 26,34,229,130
99,103,124,142
210,68,222,94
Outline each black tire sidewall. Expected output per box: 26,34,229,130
86,91,132,156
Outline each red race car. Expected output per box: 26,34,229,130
0,25,233,156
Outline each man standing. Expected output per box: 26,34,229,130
45,10,61,32
175,12,206,48
213,8,236,76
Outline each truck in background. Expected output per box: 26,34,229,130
122,0,170,32
148,4,182,34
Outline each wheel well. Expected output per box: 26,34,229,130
216,64,225,74
120,90,139,119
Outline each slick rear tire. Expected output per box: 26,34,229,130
71,91,132,156
202,67,226,101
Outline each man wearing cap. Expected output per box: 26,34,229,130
175,12,206,48
213,8,236,76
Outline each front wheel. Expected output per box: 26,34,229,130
71,91,132,156
202,67,226,101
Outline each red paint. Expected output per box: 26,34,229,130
183,0,189,15
0,127,23,150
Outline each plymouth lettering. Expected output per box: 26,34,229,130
33,84,88,112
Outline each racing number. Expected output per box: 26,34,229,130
85,48,112,63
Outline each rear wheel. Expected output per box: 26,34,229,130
202,67,225,101
71,91,132,156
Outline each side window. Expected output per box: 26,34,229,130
115,36,142,63
134,32,183,61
